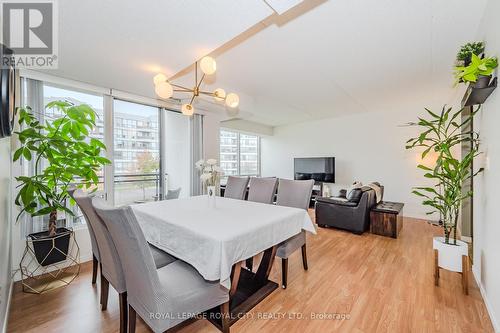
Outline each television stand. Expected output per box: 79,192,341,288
310,182,323,208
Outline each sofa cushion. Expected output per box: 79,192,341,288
347,188,363,202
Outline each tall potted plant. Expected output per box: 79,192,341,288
406,106,483,276
14,101,110,266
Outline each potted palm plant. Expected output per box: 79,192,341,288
406,106,483,283
14,101,110,266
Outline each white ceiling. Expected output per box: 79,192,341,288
44,0,489,127
43,0,273,98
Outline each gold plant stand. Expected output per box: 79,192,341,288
20,229,80,294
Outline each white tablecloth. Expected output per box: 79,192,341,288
132,195,315,289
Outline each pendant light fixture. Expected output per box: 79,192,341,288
153,56,239,116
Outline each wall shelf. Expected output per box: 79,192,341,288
462,77,497,107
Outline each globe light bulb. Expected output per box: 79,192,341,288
200,56,216,75
214,88,226,101
155,81,173,99
181,103,194,116
225,93,239,108
153,73,167,85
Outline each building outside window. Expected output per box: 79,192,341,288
219,129,260,179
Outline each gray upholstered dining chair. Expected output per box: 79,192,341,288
71,189,177,333
247,177,278,204
223,176,250,200
244,177,279,271
91,197,230,333
68,188,100,285
166,187,181,200
276,179,314,289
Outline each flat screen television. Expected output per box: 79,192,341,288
294,157,335,183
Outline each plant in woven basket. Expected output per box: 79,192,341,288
14,101,111,236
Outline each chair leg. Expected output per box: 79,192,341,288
92,255,98,284
220,301,230,333
245,257,253,272
100,272,109,311
301,244,308,271
119,292,128,333
281,258,288,289
128,305,136,333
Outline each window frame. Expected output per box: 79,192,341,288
18,70,195,236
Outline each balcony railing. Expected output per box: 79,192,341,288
73,172,164,205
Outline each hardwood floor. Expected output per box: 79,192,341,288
8,213,494,333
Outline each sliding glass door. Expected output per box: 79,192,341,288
113,100,161,205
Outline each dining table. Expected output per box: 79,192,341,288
132,195,316,330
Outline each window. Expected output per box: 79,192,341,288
219,129,260,177
21,77,194,234
42,84,105,227
113,100,161,206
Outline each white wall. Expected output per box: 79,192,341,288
472,0,500,330
0,137,12,332
203,114,221,160
261,98,457,220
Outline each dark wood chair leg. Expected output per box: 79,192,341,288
245,257,253,272
281,258,288,289
301,244,308,271
128,305,136,333
119,292,128,333
220,301,230,333
92,254,98,284
100,272,109,311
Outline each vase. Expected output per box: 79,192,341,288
433,236,470,294
433,237,468,272
207,185,216,208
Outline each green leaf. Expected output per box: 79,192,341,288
417,164,433,171
22,148,32,161
13,148,23,162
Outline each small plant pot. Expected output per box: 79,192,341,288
29,227,72,266
433,237,468,272
473,75,491,89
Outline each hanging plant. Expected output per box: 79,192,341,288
456,41,485,66
454,54,498,87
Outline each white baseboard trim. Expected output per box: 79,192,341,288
472,265,500,332
1,279,13,333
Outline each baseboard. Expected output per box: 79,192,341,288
1,278,13,333
472,265,500,332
